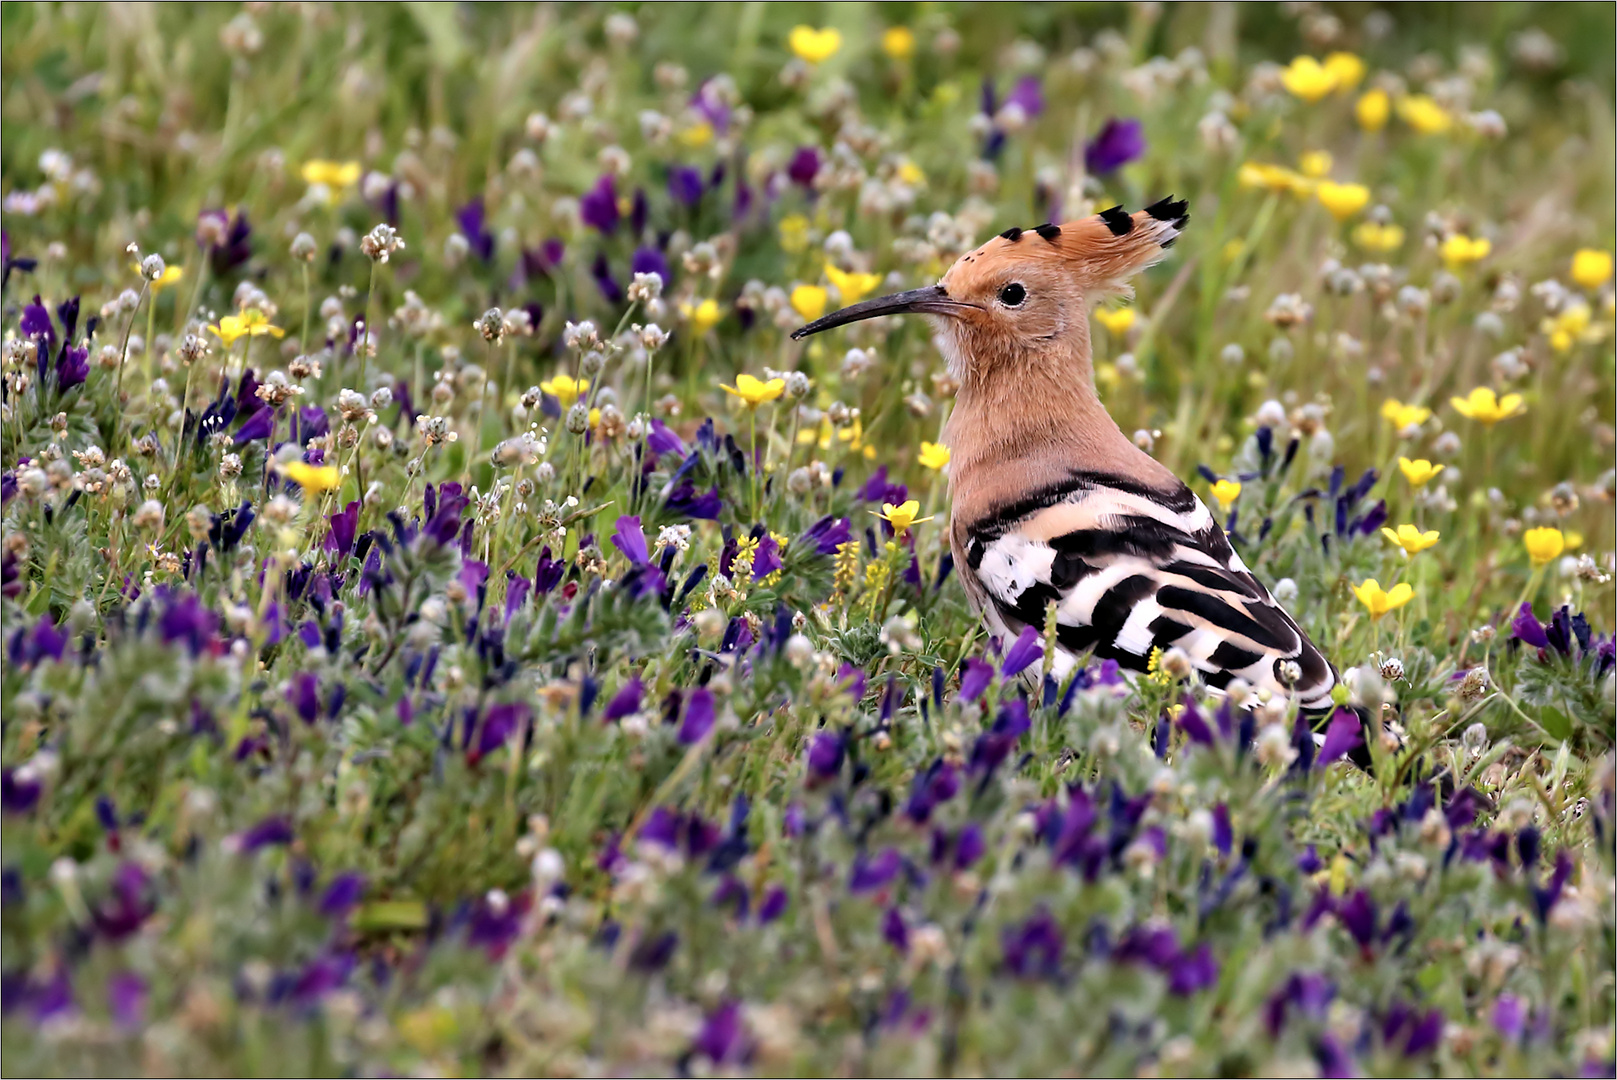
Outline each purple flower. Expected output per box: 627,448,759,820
692,1000,749,1066
287,672,320,724
647,418,685,458
233,406,274,445
665,482,723,520
1512,602,1550,649
157,592,216,654
456,197,496,263
1317,708,1363,766
668,166,704,206
2,767,42,814
691,79,732,132
319,873,366,917
1000,626,1042,678
787,146,821,188
752,535,783,580
1493,994,1525,1042
199,208,253,275
632,245,671,286
1177,698,1216,746
858,466,908,506
959,657,994,702
1211,803,1233,857
806,730,845,785
580,174,620,234
603,677,643,723
970,699,1031,775
1002,906,1064,979
679,687,715,744
1004,75,1045,119
1531,849,1574,923
849,847,902,894
1085,117,1147,174
1264,972,1336,1036
801,515,852,555
107,971,147,1029
1336,889,1377,950
92,862,153,940
610,515,650,566
882,906,910,953
1314,1033,1357,1078
1383,1001,1444,1057
237,816,294,852
955,824,985,868
535,547,565,593
476,702,530,758
1167,942,1219,995
758,884,788,923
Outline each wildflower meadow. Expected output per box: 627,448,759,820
3,3,1615,1075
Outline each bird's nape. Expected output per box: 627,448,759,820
789,285,975,340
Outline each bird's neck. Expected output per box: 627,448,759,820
943,333,1177,531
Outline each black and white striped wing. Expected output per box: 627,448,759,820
961,472,1338,709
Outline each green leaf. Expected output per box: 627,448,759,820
353,899,429,932
1537,705,1572,743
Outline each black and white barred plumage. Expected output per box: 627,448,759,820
958,469,1339,707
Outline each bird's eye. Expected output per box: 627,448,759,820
998,282,1027,307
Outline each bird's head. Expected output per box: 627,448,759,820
791,197,1188,384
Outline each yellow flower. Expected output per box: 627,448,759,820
678,122,714,148
131,262,185,292
1380,523,1440,557
589,407,602,430
1397,94,1452,135
824,264,882,306
1239,161,1313,196
1323,52,1366,91
1523,527,1565,567
896,160,925,186
1298,150,1333,178
1571,249,1614,290
207,308,284,347
1380,399,1432,430
872,499,932,535
1440,234,1491,270
1222,238,1246,263
1397,457,1445,487
1210,479,1242,511
300,160,362,189
1316,181,1370,221
791,285,828,322
881,27,915,59
679,299,723,335
540,374,589,407
1450,386,1523,425
1542,301,1598,353
1352,221,1405,252
1093,306,1136,335
918,441,950,470
1356,88,1390,131
720,372,786,408
1281,56,1338,102
278,460,341,495
789,25,842,64
778,213,811,254
1352,578,1415,619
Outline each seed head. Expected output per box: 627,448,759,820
359,223,405,263
477,308,506,344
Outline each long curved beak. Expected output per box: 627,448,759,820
790,285,972,340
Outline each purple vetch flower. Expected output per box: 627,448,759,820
1264,972,1336,1036
849,847,902,894
236,816,295,852
836,663,867,702
787,146,821,188
474,702,531,759
632,245,671,286
580,174,620,234
970,699,1031,775
107,971,147,1028
535,547,565,593
319,873,366,917
1492,994,1525,1041
1336,889,1378,951
456,197,496,263
691,78,732,132
1167,942,1220,996
1314,1033,1357,1078
958,657,994,702
691,1000,750,1066
1511,602,1550,649
801,515,852,555
679,688,715,744
1530,849,1574,923
1002,906,1064,980
92,862,154,940
668,166,705,206
1317,709,1363,766
1003,75,1045,119
603,677,643,723
858,466,908,506
757,885,788,923
806,730,845,785
465,891,532,960
1000,625,1042,678
1177,698,1217,746
955,823,986,868
1085,117,1147,174
665,482,723,520
2,767,42,814
323,501,360,562
199,208,253,275
751,535,783,580
882,906,910,953
287,672,320,724
610,515,650,566
647,418,685,458
1211,804,1233,857
1382,1000,1445,1057
233,406,275,445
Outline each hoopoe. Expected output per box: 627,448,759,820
794,198,1375,760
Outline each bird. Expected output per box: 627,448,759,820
792,198,1376,761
